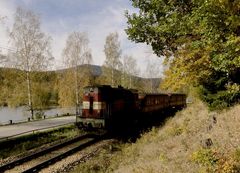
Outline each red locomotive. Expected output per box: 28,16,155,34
77,85,186,129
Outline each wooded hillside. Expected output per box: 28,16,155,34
0,65,161,109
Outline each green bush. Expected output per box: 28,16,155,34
196,67,240,110
198,85,240,110
234,148,240,162
192,149,219,167
192,148,240,173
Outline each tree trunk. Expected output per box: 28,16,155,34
75,66,79,115
26,71,33,119
111,68,114,87
130,76,132,89
151,79,153,93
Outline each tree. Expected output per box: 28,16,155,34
61,32,92,114
57,70,76,107
103,32,122,87
0,68,26,107
0,52,7,65
9,7,52,118
31,71,58,109
0,16,6,21
144,59,162,92
122,55,139,89
0,16,7,66
126,0,240,108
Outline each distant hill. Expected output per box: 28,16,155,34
0,64,162,107
1,63,161,83
1,64,162,93
56,64,162,89
55,64,102,77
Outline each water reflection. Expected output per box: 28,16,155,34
0,107,75,124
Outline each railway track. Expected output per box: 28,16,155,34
0,133,104,173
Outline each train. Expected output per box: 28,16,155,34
76,85,186,129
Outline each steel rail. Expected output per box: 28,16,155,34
22,136,102,173
0,134,96,172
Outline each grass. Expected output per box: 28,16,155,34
71,142,122,173
0,125,83,160
71,100,240,173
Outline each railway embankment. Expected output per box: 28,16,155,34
71,100,240,173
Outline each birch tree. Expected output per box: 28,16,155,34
9,7,52,118
144,59,161,93
61,32,92,115
122,55,139,89
0,53,7,65
103,32,122,87
0,17,7,65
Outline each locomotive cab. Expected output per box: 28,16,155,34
77,86,108,128
77,85,137,129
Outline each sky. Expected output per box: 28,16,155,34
0,0,164,77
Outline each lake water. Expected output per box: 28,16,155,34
0,106,76,124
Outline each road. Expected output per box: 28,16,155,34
0,116,76,139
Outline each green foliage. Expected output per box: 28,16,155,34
198,72,240,110
101,66,122,87
126,0,240,109
0,68,58,108
57,71,76,107
167,123,184,136
0,68,26,107
33,84,52,109
192,148,240,173
234,148,240,162
57,67,93,107
0,65,94,109
201,89,240,110
192,148,219,171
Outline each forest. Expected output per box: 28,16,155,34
0,65,161,108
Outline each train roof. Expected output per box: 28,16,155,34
138,92,186,96
84,85,111,89
84,85,136,91
84,85,186,96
